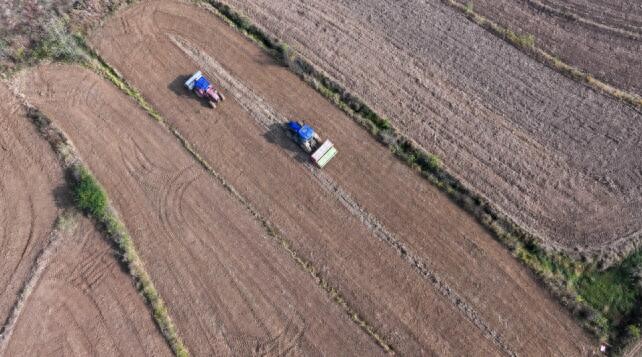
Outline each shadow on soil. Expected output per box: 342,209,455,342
168,74,211,109
52,183,74,209
262,123,309,164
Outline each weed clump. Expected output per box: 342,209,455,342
31,18,87,63
72,165,108,218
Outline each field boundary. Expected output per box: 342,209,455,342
201,0,642,351
7,85,190,357
444,0,642,109
76,40,395,353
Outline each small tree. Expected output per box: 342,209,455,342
73,167,107,219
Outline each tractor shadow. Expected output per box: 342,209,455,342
263,123,309,164
168,75,211,109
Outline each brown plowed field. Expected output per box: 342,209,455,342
4,217,172,357
218,0,642,254
468,0,642,94
86,1,594,354
0,83,63,333
21,65,386,356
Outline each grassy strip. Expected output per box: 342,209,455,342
25,107,189,357
447,0,642,109
77,38,395,353
1,16,89,79
206,0,642,351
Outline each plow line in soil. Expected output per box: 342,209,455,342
169,33,515,356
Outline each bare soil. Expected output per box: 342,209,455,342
4,217,172,357
467,0,642,94
216,0,642,257
0,83,64,336
87,1,595,354
20,64,387,356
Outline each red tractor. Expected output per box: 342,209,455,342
184,71,225,108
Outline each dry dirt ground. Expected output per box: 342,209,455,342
219,0,642,256
82,1,594,354
465,0,642,95
20,65,387,356
0,82,64,339
4,217,172,357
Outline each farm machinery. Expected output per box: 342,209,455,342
286,121,337,168
184,71,225,108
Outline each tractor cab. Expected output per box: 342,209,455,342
193,75,211,91
184,70,225,108
287,121,316,144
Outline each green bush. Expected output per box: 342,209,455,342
31,18,86,63
464,1,474,14
578,268,638,323
73,166,107,218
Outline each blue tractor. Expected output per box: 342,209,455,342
286,121,337,168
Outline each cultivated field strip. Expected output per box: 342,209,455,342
170,33,514,355
3,217,172,357
459,0,642,95
0,83,64,346
524,0,641,38
0,220,64,355
221,0,642,254
21,64,387,356
90,1,594,354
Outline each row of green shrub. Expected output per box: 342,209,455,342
209,1,642,351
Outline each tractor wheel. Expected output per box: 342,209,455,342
219,92,226,101
209,100,217,108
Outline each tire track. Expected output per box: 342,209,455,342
168,33,516,356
